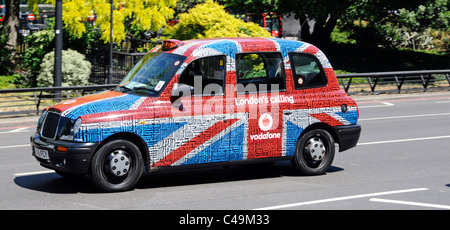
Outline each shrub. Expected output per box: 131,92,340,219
37,49,91,87
164,0,271,40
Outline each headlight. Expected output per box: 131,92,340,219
59,117,82,141
73,118,82,136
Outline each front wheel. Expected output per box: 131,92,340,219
90,140,143,192
292,129,335,175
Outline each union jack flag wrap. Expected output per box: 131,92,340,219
48,37,359,168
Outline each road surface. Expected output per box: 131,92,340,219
1,91,450,211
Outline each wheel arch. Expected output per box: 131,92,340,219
301,122,339,145
94,132,150,173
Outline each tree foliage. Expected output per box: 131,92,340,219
165,0,271,40
28,0,178,43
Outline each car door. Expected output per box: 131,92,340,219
234,52,289,159
164,55,247,165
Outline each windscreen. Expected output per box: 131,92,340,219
116,52,186,96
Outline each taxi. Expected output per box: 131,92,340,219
31,37,361,192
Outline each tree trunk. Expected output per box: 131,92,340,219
3,0,20,65
299,14,338,47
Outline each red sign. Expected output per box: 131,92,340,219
28,13,35,21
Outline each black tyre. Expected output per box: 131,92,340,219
90,140,143,192
292,129,335,175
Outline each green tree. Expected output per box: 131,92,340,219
28,0,178,44
224,0,354,45
342,0,449,50
2,0,20,66
165,0,271,40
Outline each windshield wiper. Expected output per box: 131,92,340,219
117,85,132,92
131,86,158,95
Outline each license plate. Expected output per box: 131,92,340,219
34,147,49,160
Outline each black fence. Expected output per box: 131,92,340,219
87,50,147,85
86,38,161,84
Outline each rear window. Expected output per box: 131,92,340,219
289,52,327,89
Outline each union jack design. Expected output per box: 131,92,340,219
48,37,359,168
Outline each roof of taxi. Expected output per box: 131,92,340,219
162,37,313,58
158,37,330,69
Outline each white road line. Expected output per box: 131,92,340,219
358,102,394,109
10,127,29,132
14,170,54,177
0,144,30,149
436,101,450,104
0,127,30,134
359,112,450,121
370,198,450,209
253,188,428,210
358,135,450,146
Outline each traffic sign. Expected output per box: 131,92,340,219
28,13,35,21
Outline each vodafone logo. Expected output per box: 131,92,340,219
258,113,273,131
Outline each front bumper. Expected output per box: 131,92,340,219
30,132,99,175
333,125,361,152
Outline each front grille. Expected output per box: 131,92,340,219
41,112,61,139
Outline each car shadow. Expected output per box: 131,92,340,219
13,172,97,194
14,161,344,193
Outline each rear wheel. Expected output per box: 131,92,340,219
292,129,335,175
90,140,143,192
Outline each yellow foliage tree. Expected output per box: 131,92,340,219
28,0,178,43
165,0,271,40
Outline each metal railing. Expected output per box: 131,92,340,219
1,70,450,117
0,84,117,116
337,69,450,94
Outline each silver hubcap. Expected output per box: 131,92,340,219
305,137,326,161
108,150,131,177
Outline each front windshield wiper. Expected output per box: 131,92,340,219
130,86,158,95
117,85,132,92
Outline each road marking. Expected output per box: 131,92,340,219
359,112,450,121
10,127,29,132
0,127,30,134
0,144,30,149
14,170,54,177
358,102,394,109
358,135,450,146
253,188,428,210
436,101,450,104
370,198,450,209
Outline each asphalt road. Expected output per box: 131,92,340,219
1,91,450,211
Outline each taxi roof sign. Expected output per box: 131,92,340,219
162,39,184,51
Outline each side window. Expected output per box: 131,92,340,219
289,52,327,89
178,55,225,96
236,52,285,93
